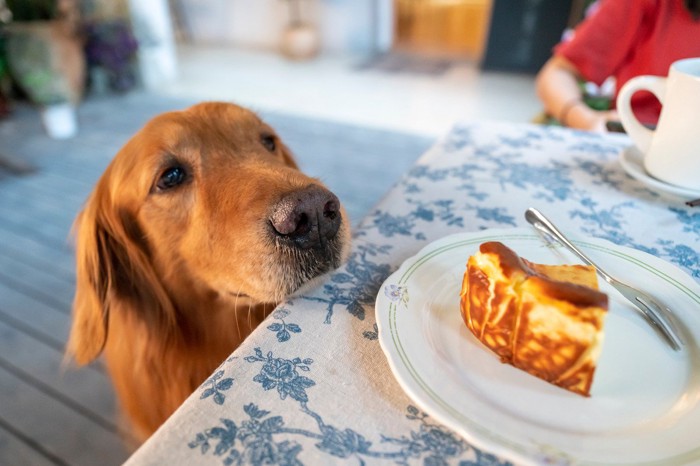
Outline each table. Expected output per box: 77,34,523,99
125,121,700,465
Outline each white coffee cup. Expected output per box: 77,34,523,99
617,57,700,191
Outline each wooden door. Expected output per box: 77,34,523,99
393,0,493,59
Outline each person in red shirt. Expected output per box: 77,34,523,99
536,0,700,132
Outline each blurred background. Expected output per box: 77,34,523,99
0,1,590,465
0,0,595,140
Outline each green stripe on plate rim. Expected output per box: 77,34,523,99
387,232,700,465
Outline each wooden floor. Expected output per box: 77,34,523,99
0,97,145,465
0,93,433,465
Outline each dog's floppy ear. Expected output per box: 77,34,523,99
66,182,176,365
67,205,109,364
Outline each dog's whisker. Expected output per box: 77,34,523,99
233,287,243,340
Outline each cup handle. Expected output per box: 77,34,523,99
616,76,666,154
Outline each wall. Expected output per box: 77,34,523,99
179,0,387,54
128,0,178,87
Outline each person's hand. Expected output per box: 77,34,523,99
587,109,619,132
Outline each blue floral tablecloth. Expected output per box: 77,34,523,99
125,122,700,466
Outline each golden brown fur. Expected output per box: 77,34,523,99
66,102,350,444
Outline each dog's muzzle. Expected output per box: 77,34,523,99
269,185,342,250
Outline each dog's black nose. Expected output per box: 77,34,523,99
270,186,341,249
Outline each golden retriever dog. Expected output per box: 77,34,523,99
66,102,350,444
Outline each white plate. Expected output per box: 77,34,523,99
619,145,700,200
375,228,700,466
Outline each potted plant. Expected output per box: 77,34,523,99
83,18,138,94
2,0,85,138
279,0,320,60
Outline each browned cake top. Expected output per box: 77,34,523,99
478,241,608,310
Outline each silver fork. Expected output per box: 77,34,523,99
525,208,683,351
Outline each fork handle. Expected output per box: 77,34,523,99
525,208,614,283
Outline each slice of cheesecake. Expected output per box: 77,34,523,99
460,241,608,396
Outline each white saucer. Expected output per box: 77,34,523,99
619,145,700,200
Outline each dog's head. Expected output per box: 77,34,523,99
68,102,350,363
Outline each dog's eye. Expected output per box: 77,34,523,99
261,134,276,152
156,166,187,191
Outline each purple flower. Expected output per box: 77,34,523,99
83,19,138,91
384,284,409,306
